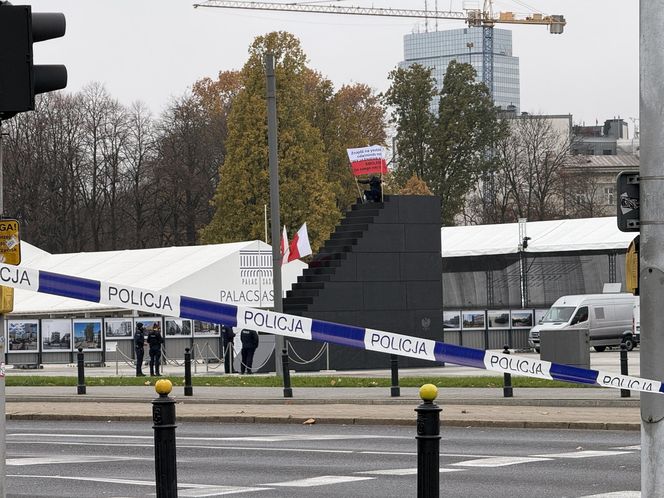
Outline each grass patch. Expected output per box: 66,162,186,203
5,375,587,389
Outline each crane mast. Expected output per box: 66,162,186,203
193,0,566,97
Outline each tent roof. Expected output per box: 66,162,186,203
442,217,636,258
26,241,254,288
13,241,305,315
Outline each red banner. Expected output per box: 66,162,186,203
350,158,387,176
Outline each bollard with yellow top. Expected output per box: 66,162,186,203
415,383,441,498
152,379,178,498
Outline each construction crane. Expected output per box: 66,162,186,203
193,0,566,100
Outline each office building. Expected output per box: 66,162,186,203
400,26,520,113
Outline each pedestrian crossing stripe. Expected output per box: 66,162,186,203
263,475,374,487
0,262,660,396
451,456,553,467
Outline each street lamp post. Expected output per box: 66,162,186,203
265,53,291,397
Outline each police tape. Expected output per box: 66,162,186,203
1,263,659,395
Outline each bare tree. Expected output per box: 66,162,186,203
468,115,574,223
78,83,116,250
153,93,224,246
559,159,612,218
122,102,157,248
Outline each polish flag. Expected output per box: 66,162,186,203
280,225,290,265
287,223,312,262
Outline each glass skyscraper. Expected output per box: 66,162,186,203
400,26,520,114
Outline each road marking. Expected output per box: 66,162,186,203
356,468,465,475
177,444,354,455
15,437,635,464
177,485,272,496
263,475,374,487
578,493,640,498
531,450,631,459
8,432,404,442
7,455,144,466
8,474,271,495
9,433,154,440
9,440,356,454
203,435,405,442
8,475,159,486
612,445,640,451
7,439,516,461
452,456,552,467
359,450,416,456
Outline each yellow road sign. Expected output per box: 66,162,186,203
0,219,20,265
626,235,639,296
0,286,13,313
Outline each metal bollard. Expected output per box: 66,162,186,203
390,354,401,397
416,384,441,498
502,345,513,398
152,379,178,498
184,348,193,397
620,343,630,398
282,348,293,398
76,347,86,395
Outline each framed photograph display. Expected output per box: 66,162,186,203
135,318,162,335
534,309,548,326
104,318,133,340
72,319,103,351
442,311,461,330
462,311,485,330
7,320,39,352
511,310,534,329
165,318,192,337
41,319,72,351
487,310,510,329
194,320,219,337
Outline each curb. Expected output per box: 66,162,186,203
5,396,641,408
5,413,641,431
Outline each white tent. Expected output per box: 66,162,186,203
441,217,636,258
12,241,306,315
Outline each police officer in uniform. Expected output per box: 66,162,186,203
221,324,236,373
133,322,146,377
146,323,164,376
240,328,259,374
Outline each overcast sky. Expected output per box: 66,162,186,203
29,0,639,134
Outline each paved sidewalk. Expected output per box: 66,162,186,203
5,385,642,431
6,349,641,378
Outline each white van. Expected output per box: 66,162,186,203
632,298,640,344
528,293,637,353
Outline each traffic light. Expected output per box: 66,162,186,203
0,3,67,119
616,171,640,232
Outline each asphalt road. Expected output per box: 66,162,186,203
6,420,640,497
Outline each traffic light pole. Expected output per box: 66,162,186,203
640,2,664,494
0,5,66,495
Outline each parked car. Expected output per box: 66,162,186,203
528,293,637,353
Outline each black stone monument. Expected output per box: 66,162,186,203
282,195,443,371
